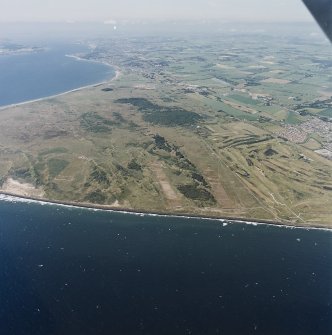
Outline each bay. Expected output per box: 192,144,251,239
0,44,114,107
0,197,331,335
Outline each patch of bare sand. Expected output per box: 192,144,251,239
261,78,291,84
151,162,179,202
204,169,234,208
216,63,233,69
111,200,121,207
318,90,332,99
249,92,271,100
1,178,44,198
261,61,275,65
113,69,121,81
134,84,156,90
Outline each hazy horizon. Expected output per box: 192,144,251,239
1,0,313,23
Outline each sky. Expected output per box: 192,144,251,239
0,0,313,23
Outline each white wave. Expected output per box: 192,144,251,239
0,194,331,232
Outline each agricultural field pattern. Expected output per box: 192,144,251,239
0,26,331,227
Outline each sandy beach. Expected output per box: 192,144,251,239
1,178,44,198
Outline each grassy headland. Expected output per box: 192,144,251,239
0,32,331,227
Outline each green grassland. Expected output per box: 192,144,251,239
0,31,331,227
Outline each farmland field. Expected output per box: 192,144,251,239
0,25,331,227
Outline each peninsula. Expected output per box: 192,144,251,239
0,31,331,228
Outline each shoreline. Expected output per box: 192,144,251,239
0,59,121,111
0,191,330,231
0,52,329,231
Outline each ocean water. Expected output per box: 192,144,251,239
0,197,331,335
0,44,114,107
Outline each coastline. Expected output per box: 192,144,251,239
0,59,120,111
0,190,331,231
0,52,329,231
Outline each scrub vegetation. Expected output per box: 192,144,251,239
0,30,331,227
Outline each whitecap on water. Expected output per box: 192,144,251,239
0,194,331,232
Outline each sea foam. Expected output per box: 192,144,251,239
0,194,330,232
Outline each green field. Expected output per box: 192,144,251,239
0,30,331,227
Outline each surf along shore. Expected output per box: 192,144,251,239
0,189,330,231
0,69,330,230
0,51,330,229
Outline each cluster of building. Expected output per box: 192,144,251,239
299,117,332,136
276,117,332,155
276,125,307,143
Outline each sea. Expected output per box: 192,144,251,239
0,43,331,335
0,195,331,335
0,43,114,107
